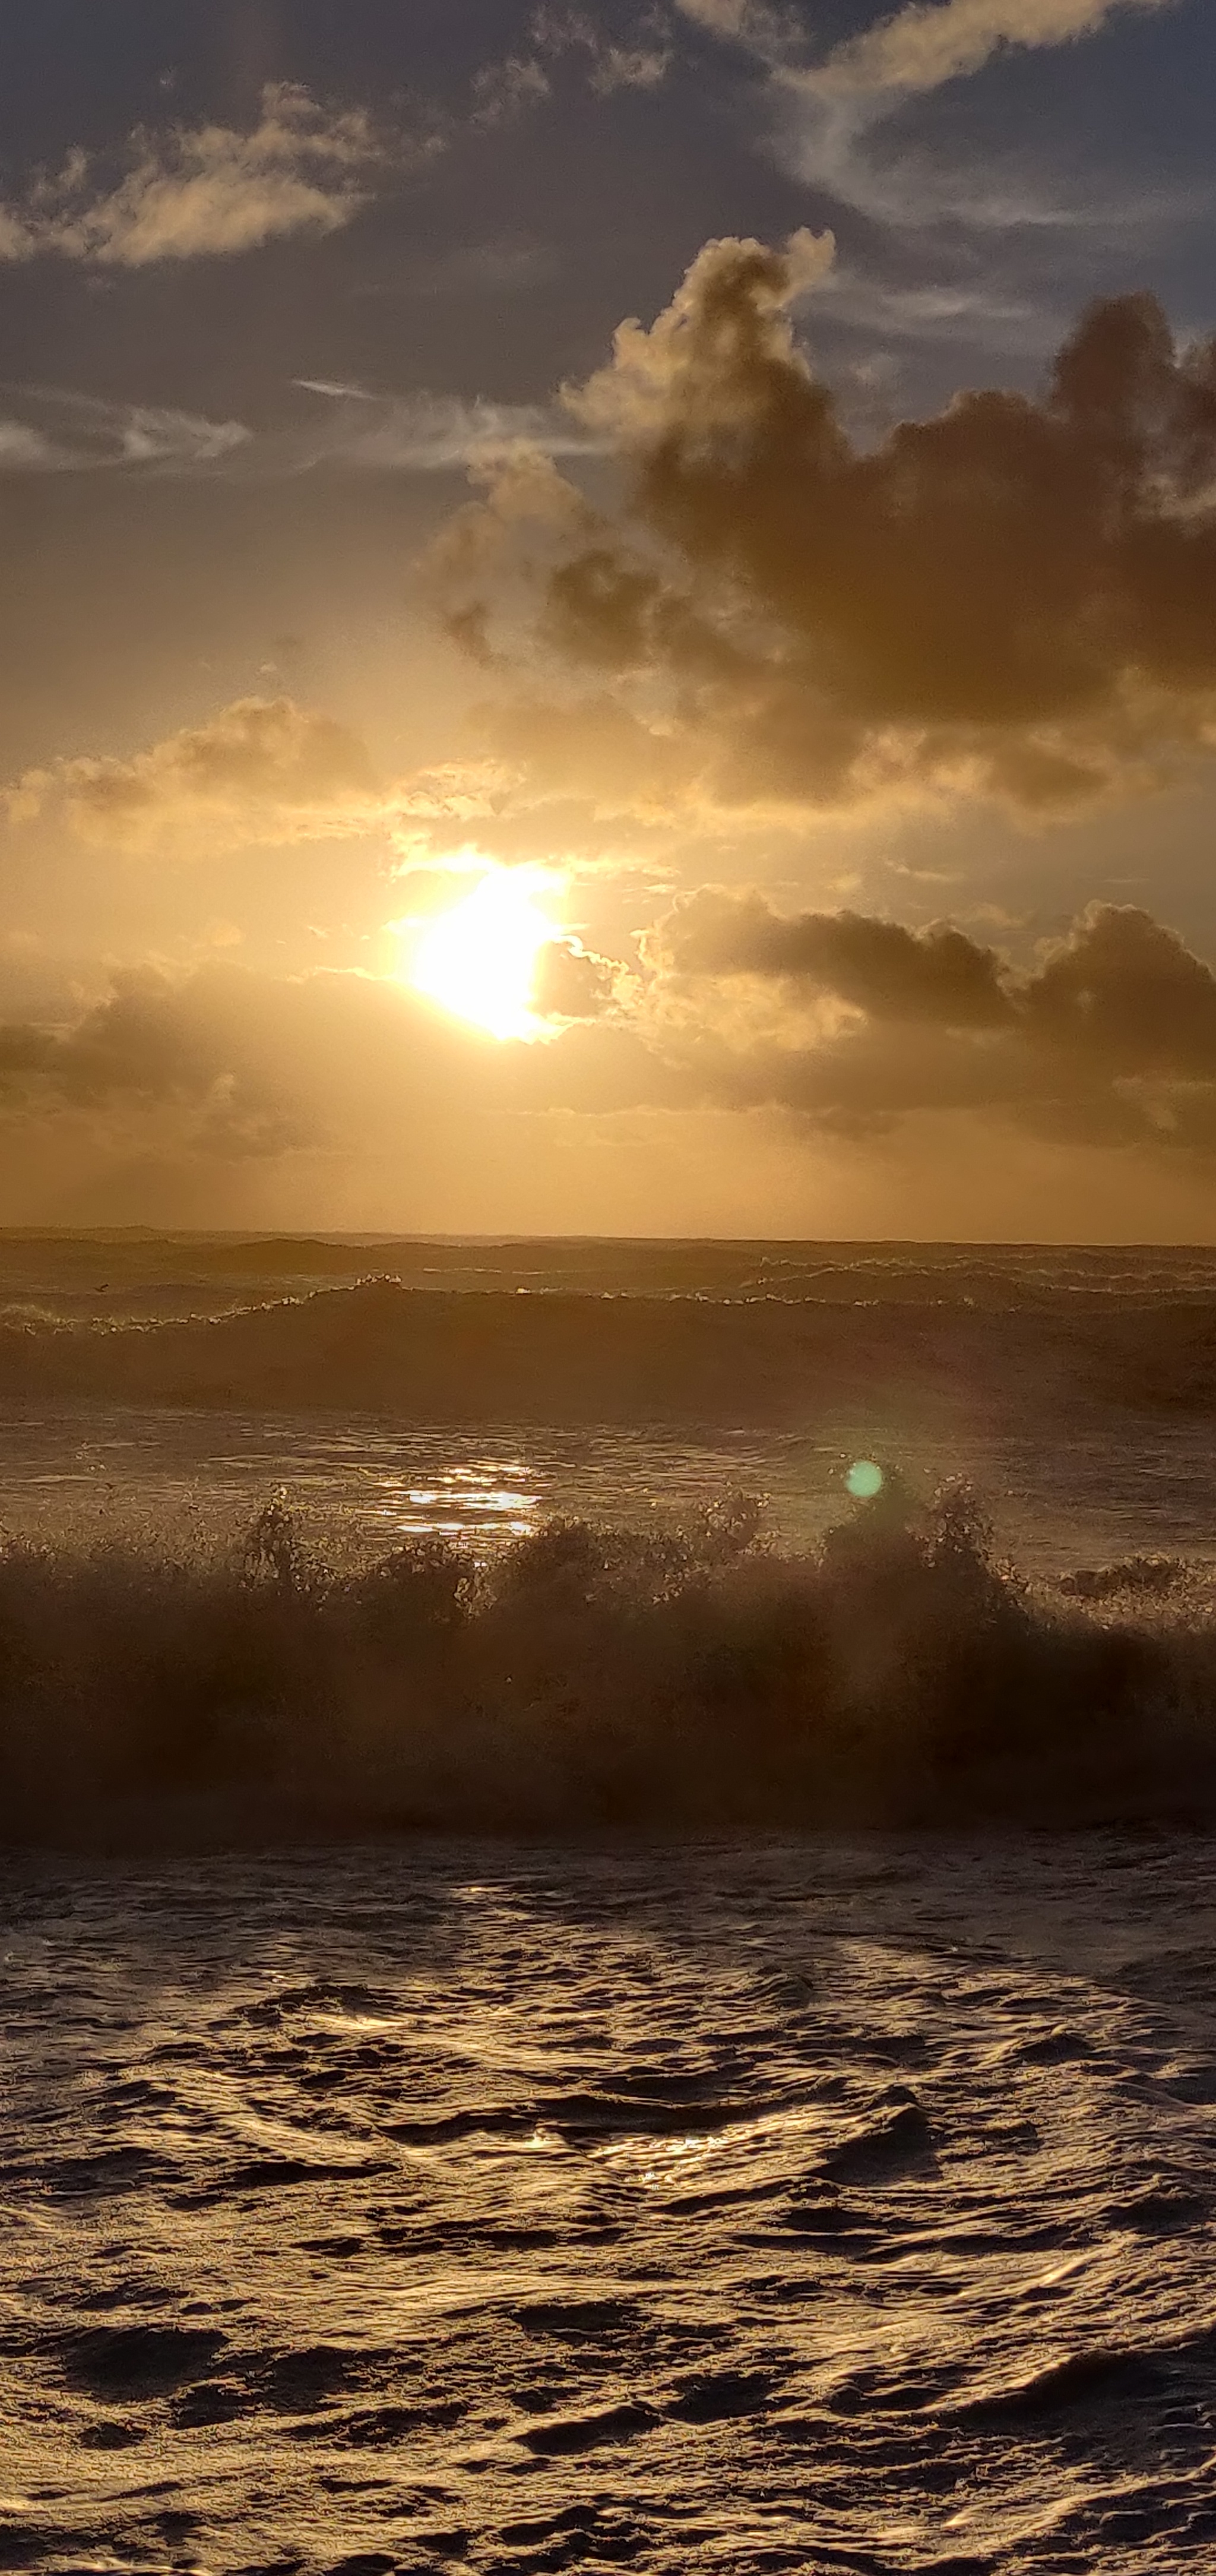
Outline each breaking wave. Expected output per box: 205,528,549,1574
4,1481,1216,1844
4,1274,1216,1421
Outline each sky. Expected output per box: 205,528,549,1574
4,0,1216,1235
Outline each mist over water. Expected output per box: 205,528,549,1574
2,1234,1216,1844
4,1478,1216,1845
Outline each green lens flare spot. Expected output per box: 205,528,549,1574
846,1459,884,1501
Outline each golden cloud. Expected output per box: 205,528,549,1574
0,84,414,267
812,0,1176,97
1,900,1216,1172
10,697,384,852
429,237,1216,821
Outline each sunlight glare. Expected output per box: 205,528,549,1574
409,867,561,1042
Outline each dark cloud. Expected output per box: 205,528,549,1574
433,235,1216,816
656,889,1013,1023
649,895,1216,1146
0,956,655,1162
1024,901,1216,1074
4,900,1216,1187
0,966,322,1158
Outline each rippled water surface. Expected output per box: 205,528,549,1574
6,1237,1216,2568
5,1837,1216,2574
5,1398,1216,1583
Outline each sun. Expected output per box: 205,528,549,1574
408,866,562,1042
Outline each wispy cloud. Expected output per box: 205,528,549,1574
531,6,673,93
0,83,425,268
280,384,600,473
0,380,602,481
812,0,1177,98
0,23,670,276
470,55,553,131
0,385,251,473
674,0,1189,259
466,8,673,134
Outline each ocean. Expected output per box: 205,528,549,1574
4,1234,1216,2572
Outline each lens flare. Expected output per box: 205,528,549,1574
846,1459,884,1500
409,867,561,1042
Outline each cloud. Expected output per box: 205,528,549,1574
672,1,791,39
813,0,1176,97
0,964,321,1159
0,385,250,475
4,902,1216,1181
672,0,1190,301
282,384,597,474
0,957,648,1177
10,698,384,852
567,225,835,437
656,890,1013,1023
533,938,620,1018
0,379,596,482
645,893,1216,1149
0,84,408,267
531,6,673,91
470,56,553,129
430,240,1216,820
0,420,71,472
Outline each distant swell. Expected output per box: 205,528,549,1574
4,1486,1216,1845
3,1275,1216,1421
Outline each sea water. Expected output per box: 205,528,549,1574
4,1236,1216,2571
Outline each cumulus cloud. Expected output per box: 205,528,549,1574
0,84,404,267
646,893,1216,1149
430,238,1216,819
10,698,384,852
0,965,321,1160
1,900,1216,1190
656,890,1013,1024
813,0,1176,97
567,225,835,437
0,958,655,1186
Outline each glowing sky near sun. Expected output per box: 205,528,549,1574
408,869,563,1044
1,0,1216,1233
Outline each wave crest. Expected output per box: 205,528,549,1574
4,1274,1216,1420
2,1481,1214,1842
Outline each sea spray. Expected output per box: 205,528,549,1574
1,1480,1213,1842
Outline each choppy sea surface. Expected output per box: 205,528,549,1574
7,1836,1216,2574
7,1237,1216,2570
5,1231,1216,1574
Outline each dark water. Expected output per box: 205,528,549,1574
7,1241,1216,1434
5,1237,1216,2569
4,1234,1216,1578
